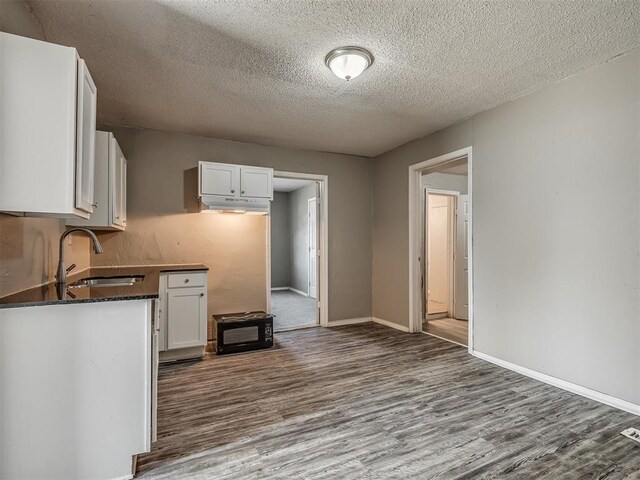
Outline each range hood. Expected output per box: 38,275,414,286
200,195,270,214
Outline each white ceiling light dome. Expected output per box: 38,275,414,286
325,46,374,81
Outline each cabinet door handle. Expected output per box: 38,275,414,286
200,293,204,297
230,189,235,194
241,190,245,194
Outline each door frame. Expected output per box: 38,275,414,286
307,196,318,300
266,172,329,328
424,189,459,320
408,147,473,353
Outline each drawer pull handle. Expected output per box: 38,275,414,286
184,278,190,283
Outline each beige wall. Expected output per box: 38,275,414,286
92,127,373,321
373,50,640,405
0,0,90,297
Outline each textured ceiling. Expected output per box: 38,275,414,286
27,0,640,157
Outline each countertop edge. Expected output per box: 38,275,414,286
0,264,208,309
0,294,160,310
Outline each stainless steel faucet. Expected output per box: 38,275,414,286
56,227,104,285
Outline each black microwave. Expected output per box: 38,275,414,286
212,311,273,355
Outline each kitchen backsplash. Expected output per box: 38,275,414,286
0,214,90,297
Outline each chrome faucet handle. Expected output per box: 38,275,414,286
66,263,77,273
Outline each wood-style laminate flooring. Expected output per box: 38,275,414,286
423,317,469,346
137,324,640,479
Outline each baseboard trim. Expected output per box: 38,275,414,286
372,317,410,333
270,287,289,291
159,346,205,364
472,350,640,417
328,317,372,327
288,287,309,297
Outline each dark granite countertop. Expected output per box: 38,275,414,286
0,264,209,309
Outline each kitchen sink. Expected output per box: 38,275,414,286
68,275,145,288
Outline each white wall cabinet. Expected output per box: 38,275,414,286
68,131,127,230
199,162,273,200
158,271,208,362
240,166,273,198
200,162,239,196
0,32,97,218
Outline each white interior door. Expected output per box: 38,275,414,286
426,194,451,315
454,195,469,320
308,197,318,299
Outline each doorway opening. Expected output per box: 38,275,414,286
268,174,327,332
409,148,473,351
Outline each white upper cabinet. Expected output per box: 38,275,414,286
114,141,127,228
0,32,97,218
240,166,273,199
75,59,97,214
200,162,239,197
198,162,273,200
68,131,127,230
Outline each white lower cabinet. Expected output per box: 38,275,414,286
0,300,153,480
159,271,208,362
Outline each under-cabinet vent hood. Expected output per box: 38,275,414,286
200,195,270,214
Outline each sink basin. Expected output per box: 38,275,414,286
68,275,145,288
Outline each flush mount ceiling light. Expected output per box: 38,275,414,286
325,46,374,81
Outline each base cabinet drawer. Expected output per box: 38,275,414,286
167,272,207,289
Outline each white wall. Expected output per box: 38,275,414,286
374,50,640,406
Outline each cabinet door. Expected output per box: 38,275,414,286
200,163,239,197
113,140,127,228
240,166,272,198
166,287,206,349
75,58,97,214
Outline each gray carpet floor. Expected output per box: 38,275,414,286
271,290,317,331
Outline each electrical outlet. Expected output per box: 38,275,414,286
621,428,640,444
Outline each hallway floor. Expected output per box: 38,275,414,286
423,317,468,346
271,289,317,331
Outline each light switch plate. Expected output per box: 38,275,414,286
621,428,640,444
